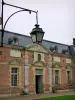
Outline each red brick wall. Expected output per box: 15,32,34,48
0,47,24,94
0,64,9,86
0,47,10,62
28,51,34,64
44,67,50,91
44,54,49,65
28,67,35,93
0,64,9,94
60,56,67,84
52,55,73,90
72,58,75,84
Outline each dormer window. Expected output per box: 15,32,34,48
50,46,58,52
38,54,41,61
62,49,68,54
13,36,19,45
55,46,58,52
8,36,19,45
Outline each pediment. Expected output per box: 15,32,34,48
66,63,72,69
53,62,61,68
32,61,46,67
25,43,50,53
8,59,23,66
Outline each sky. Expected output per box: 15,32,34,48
0,0,75,45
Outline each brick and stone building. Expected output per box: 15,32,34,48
0,30,75,94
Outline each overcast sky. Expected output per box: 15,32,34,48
0,0,75,45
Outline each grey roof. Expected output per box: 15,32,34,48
0,30,75,56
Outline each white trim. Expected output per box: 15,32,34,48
66,69,72,84
53,68,61,84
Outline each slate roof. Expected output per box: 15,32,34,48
0,30,75,56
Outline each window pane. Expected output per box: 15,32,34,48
38,54,41,61
37,33,43,42
31,34,36,42
11,68,18,87
12,68,17,73
11,75,17,86
55,70,59,84
67,71,71,84
55,76,58,84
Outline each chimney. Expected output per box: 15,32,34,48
73,38,75,45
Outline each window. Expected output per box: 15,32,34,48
8,37,19,45
13,36,19,45
11,68,18,87
55,70,59,84
67,71,71,84
38,54,41,61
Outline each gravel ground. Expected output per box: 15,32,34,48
0,91,75,100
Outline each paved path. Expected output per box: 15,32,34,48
0,91,75,100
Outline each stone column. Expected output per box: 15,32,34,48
48,54,52,92
24,65,29,93
48,67,52,91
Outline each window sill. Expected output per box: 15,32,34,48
11,86,19,88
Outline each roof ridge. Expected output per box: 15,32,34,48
43,39,69,46
0,30,31,38
0,29,70,46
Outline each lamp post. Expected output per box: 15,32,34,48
1,0,45,47
1,0,39,47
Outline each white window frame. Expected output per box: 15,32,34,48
55,70,59,84
11,68,18,87
66,69,72,85
53,68,61,85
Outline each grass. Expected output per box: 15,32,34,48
36,95,75,100
0,95,75,100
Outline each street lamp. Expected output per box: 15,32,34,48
1,0,45,47
1,0,37,47
30,24,44,44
